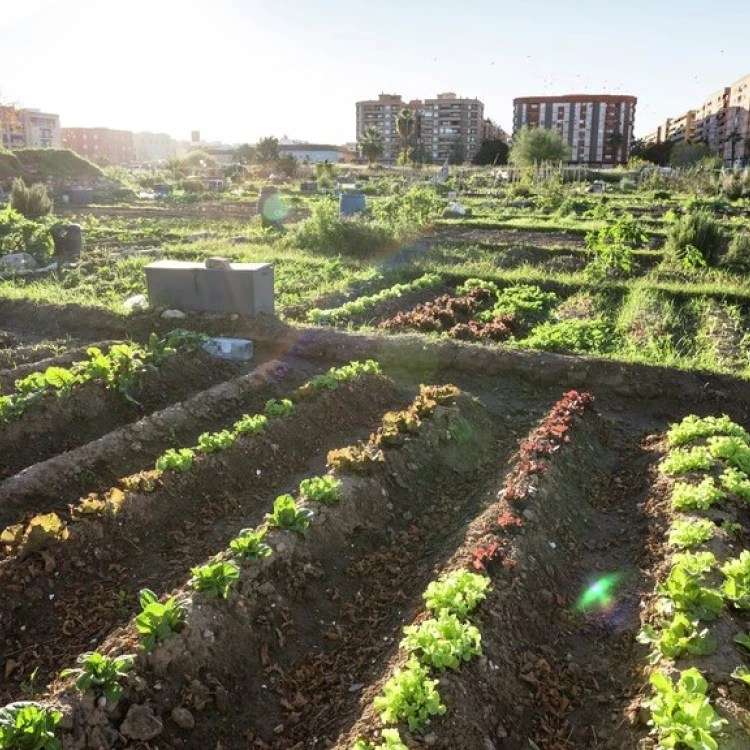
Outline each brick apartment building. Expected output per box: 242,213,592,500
513,94,637,165
62,127,136,165
0,108,61,150
643,73,750,165
356,92,488,163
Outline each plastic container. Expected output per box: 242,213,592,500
339,192,366,216
202,337,254,361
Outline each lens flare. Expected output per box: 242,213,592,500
575,572,622,613
261,194,291,222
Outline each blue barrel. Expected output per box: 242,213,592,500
340,193,366,216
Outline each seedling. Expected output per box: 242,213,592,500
401,612,482,671
423,570,490,619
233,413,268,436
373,657,446,731
196,430,235,454
733,629,750,654
190,561,240,599
155,448,194,473
637,613,715,661
264,398,295,418
0,702,61,750
229,527,272,560
265,495,313,535
660,447,713,477
722,520,742,538
299,475,341,505
327,444,384,473
658,553,722,621
135,589,185,652
671,477,725,511
731,666,750,687
668,518,714,549
60,652,134,702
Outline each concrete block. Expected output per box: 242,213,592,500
145,260,274,316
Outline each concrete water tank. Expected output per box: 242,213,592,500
145,260,274,316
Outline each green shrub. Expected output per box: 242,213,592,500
10,178,52,220
179,178,205,193
0,702,61,750
0,205,53,265
722,232,750,272
521,318,615,354
665,209,724,267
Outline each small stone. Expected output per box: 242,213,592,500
120,704,163,741
171,707,195,730
348,683,364,693
161,309,186,320
123,293,147,311
205,256,231,269
424,733,438,745
0,252,38,272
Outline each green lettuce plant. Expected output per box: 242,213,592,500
0,702,61,750
265,495,313,535
299,475,341,505
402,612,482,671
353,729,407,750
668,518,714,549
229,527,272,560
264,398,295,418
190,561,240,599
196,430,235,453
135,589,185,652
637,613,716,661
155,448,194,473
719,467,750,501
671,477,725,511
721,551,750,609
667,415,749,447
661,447,713,477
60,652,134,701
423,570,490,619
233,413,268,436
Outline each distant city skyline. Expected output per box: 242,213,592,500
1,0,747,145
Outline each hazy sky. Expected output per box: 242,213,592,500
1,0,747,144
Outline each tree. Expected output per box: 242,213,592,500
448,141,465,165
255,136,279,164
359,125,384,165
275,153,297,178
631,139,673,166
179,150,218,170
234,143,256,164
607,131,624,163
472,140,509,166
669,142,713,168
395,108,415,162
509,127,570,166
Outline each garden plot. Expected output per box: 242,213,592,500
0,332,252,479
0,364,403,704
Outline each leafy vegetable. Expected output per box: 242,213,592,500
423,570,490,619
658,553,722,621
155,448,194,473
196,429,235,454
264,398,295,418
671,477,725,511
233,413,268,436
644,668,725,750
353,729,407,750
60,652,134,702
668,518,715,549
229,527,272,560
667,414,750,447
708,435,750,474
373,657,446,731
135,589,185,652
661,447,713,477
190,561,240,599
721,551,750,609
402,612,482,671
719,466,750,501
265,495,313,535
637,613,716,661
731,666,750,687
299,475,341,505
0,702,61,750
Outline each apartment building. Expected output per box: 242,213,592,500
513,94,637,165
62,127,135,165
355,92,488,163
133,132,176,163
483,118,508,142
0,108,61,149
420,93,484,162
644,74,750,165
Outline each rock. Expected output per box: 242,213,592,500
0,252,37,272
161,309,186,320
170,707,195,730
123,294,147,311
205,256,232,269
423,733,438,745
215,684,229,714
185,232,215,243
120,704,163,741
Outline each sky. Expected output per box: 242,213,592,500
1,0,748,145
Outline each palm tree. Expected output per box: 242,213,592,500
395,108,416,163
359,125,384,165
